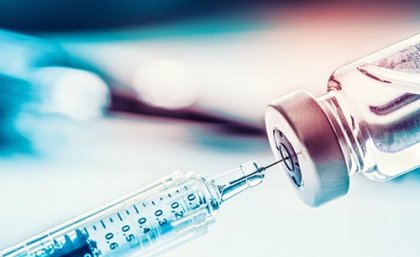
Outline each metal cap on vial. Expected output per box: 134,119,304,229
265,90,349,207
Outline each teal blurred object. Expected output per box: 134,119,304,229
0,31,64,153
0,30,110,154
0,75,33,152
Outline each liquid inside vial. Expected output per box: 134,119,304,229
326,37,420,180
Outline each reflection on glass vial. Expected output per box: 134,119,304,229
324,35,420,180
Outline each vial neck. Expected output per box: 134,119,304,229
316,92,367,176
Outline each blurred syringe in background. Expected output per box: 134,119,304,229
0,29,265,155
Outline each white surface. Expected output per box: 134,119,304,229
0,116,419,257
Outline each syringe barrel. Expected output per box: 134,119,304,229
1,171,221,257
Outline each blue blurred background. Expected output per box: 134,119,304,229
0,1,419,256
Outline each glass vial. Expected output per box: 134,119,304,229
265,34,420,206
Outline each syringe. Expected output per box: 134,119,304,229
0,160,283,257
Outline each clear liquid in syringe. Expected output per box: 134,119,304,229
2,161,278,257
84,184,205,256
4,171,218,257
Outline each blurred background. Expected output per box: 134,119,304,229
0,1,419,257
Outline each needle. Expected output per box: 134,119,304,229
261,157,287,170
